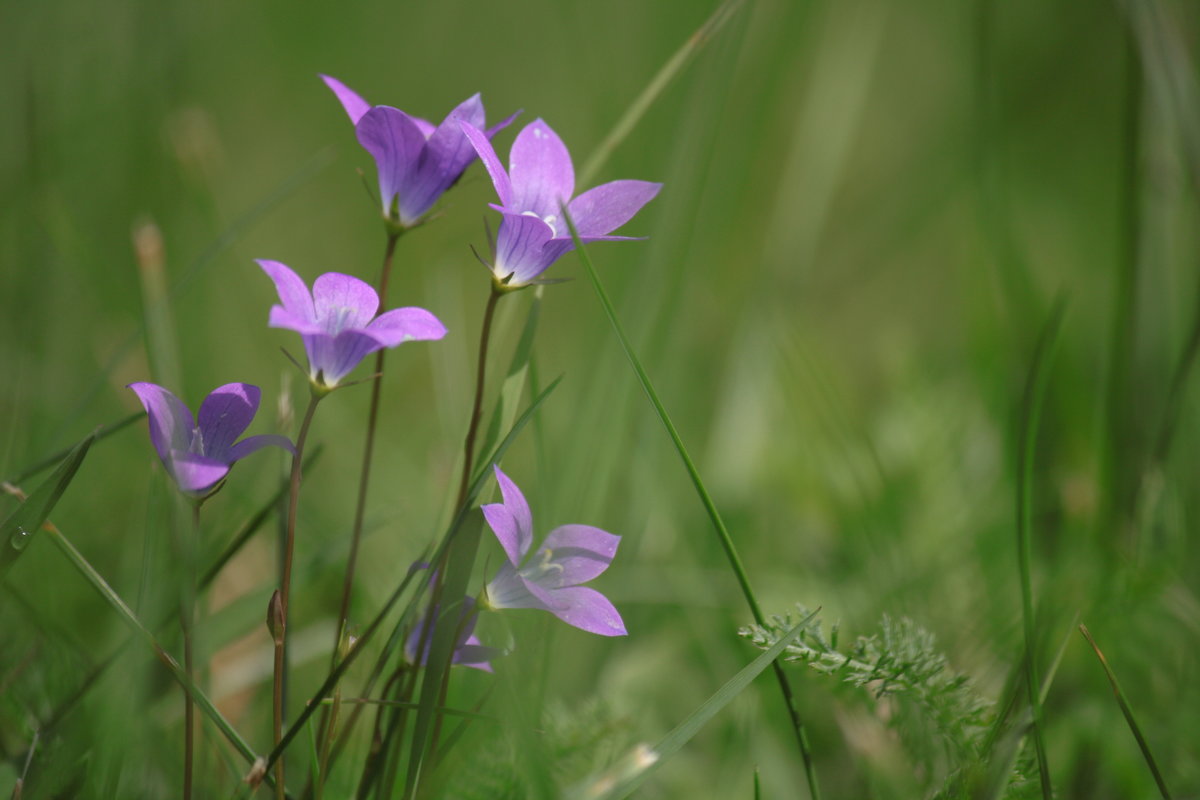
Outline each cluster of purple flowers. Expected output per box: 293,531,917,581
129,76,660,667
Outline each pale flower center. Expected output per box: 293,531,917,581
325,306,358,335
520,209,559,237
520,547,564,584
188,428,206,456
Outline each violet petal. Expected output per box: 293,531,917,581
259,260,316,324
303,330,386,386
364,307,447,346
493,213,556,285
320,74,371,125
567,180,662,237
128,382,193,466
312,272,380,333
508,119,574,220
169,451,231,495
491,465,533,560
356,106,428,218
485,109,521,139
227,434,295,462
538,524,620,587
459,121,514,208
196,383,260,461
528,582,627,637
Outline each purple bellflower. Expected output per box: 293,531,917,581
321,75,517,228
405,594,499,673
482,465,626,637
258,259,447,391
459,118,661,289
128,382,294,496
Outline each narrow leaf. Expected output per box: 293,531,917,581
3,413,141,486
1014,297,1066,798
1079,624,1173,799
561,205,820,797
577,0,746,187
0,433,94,577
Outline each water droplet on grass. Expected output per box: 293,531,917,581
10,526,31,551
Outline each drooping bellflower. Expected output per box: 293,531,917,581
258,260,447,390
321,75,517,228
403,562,500,671
128,382,294,496
482,465,626,636
459,118,661,289
405,595,498,673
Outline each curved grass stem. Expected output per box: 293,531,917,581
1078,624,1173,799
561,205,821,799
1015,298,1066,798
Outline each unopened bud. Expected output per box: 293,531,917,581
267,590,285,645
338,630,357,661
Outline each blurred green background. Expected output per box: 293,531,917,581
3,0,1199,797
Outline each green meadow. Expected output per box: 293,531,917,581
2,0,1197,797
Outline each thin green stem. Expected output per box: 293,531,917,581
276,391,323,798
181,501,200,800
1078,624,1173,799
576,0,745,188
1015,299,1065,799
272,592,286,800
335,230,401,652
3,411,142,487
313,230,402,798
1104,17,1143,540
457,286,503,508
562,207,820,799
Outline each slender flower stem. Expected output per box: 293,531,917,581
335,230,402,651
457,286,502,509
275,390,323,798
316,230,401,795
563,208,821,799
272,594,286,800
180,502,200,800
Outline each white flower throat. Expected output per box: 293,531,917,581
521,210,559,237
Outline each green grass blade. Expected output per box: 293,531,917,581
43,525,265,779
562,206,821,798
576,0,746,187
0,433,94,577
3,412,140,487
478,289,542,464
970,616,1075,800
1078,624,1173,800
579,612,815,800
1014,297,1066,798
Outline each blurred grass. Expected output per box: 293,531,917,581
3,0,1200,797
